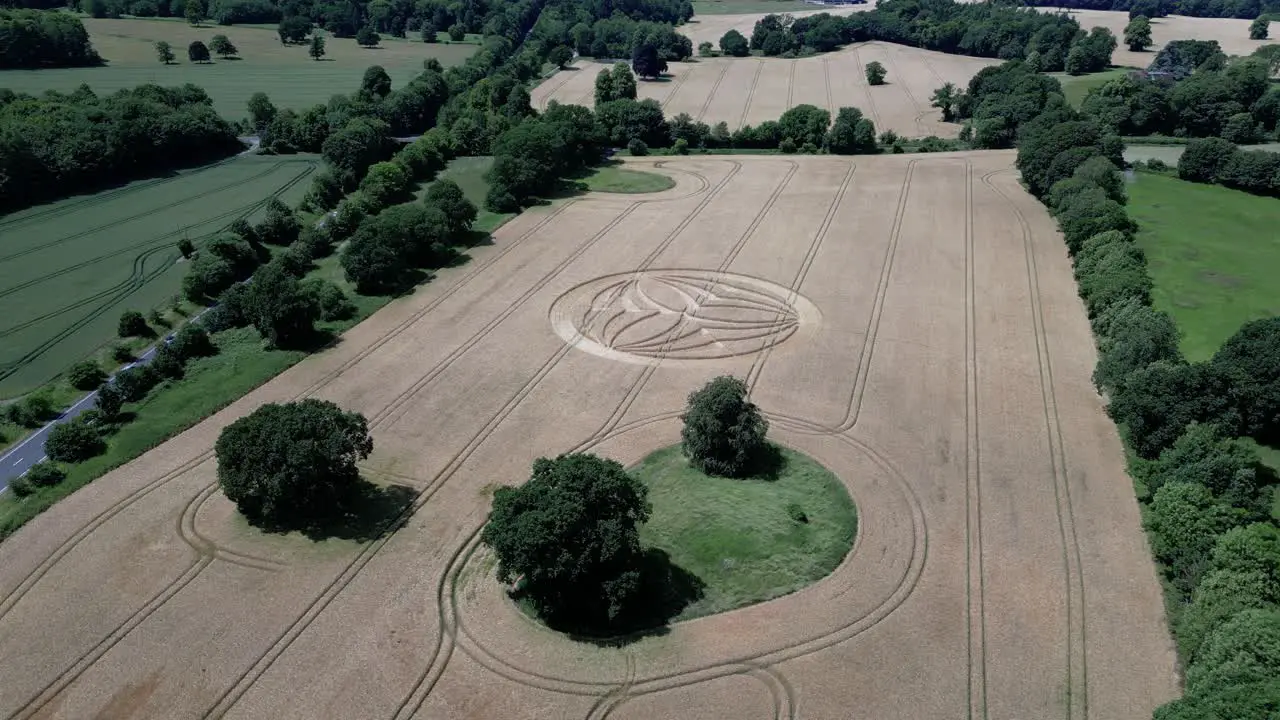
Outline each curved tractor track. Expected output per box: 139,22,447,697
0,154,1176,720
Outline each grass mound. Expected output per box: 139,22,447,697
580,164,676,194
634,443,856,622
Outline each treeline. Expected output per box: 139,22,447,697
1078,43,1280,140
1175,136,1280,196
1025,0,1279,20
0,83,240,212
0,9,99,68
952,59,1280,720
733,0,1106,72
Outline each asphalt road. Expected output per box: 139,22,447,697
0,307,213,496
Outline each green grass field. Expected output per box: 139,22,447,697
633,444,856,621
1128,171,1280,362
0,17,475,119
579,163,677,193
0,153,317,399
1054,67,1132,108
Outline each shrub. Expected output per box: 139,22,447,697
117,310,150,338
8,474,35,497
627,138,648,156
680,376,769,477
26,461,65,487
423,178,478,235
865,60,886,85
169,324,215,361
673,138,689,155
151,345,185,379
66,360,107,390
215,399,373,525
111,344,134,363
95,381,124,420
779,137,797,153
302,278,356,321
45,419,105,463
1178,137,1239,184
6,394,55,428
113,365,160,402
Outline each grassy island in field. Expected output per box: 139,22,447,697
632,443,857,622
579,163,677,194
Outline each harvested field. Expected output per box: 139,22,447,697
0,153,1177,719
0,153,316,398
0,18,475,119
532,42,996,138
1049,8,1270,67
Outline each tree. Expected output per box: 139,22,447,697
360,65,392,99
931,82,960,121
113,365,159,402
419,21,438,42
301,278,355,321
215,399,373,525
169,324,215,361
155,41,175,65
1145,481,1243,592
865,61,887,86
1213,317,1280,441
1155,679,1280,720
309,34,326,60
358,160,412,208
209,34,237,58
185,0,202,25
1108,360,1242,459
681,376,769,477
1176,568,1279,661
356,25,381,47
26,461,65,488
698,41,714,57
548,45,573,68
247,92,277,132
1178,137,1239,183
448,23,465,42
1186,609,1280,695
117,310,149,338
244,262,319,347
67,360,106,391
424,178,477,235
777,104,830,147
632,37,665,80
1125,16,1153,52
720,29,749,57
1143,422,1264,512
278,16,311,44
188,41,211,63
480,453,651,629
1251,18,1270,40
1092,299,1181,394
256,197,301,245
45,419,105,463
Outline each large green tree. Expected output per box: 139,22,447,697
215,399,373,525
481,453,651,629
1213,317,1280,442
719,29,749,57
1124,16,1153,52
681,376,769,478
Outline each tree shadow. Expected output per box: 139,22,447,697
456,230,495,248
248,479,416,542
521,548,706,645
745,441,787,481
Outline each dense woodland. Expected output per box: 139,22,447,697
0,83,240,211
0,9,99,68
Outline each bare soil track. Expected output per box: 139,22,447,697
532,43,996,139
0,153,1177,719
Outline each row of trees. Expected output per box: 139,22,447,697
1178,136,1280,197
0,83,241,213
725,1,1104,72
965,60,1280,719
0,9,100,68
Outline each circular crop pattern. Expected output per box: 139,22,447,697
549,270,820,365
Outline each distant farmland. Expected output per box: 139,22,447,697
0,18,475,119
0,154,316,398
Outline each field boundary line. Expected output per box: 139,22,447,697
786,59,796,110
982,169,1088,720
823,57,834,117
849,45,884,131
